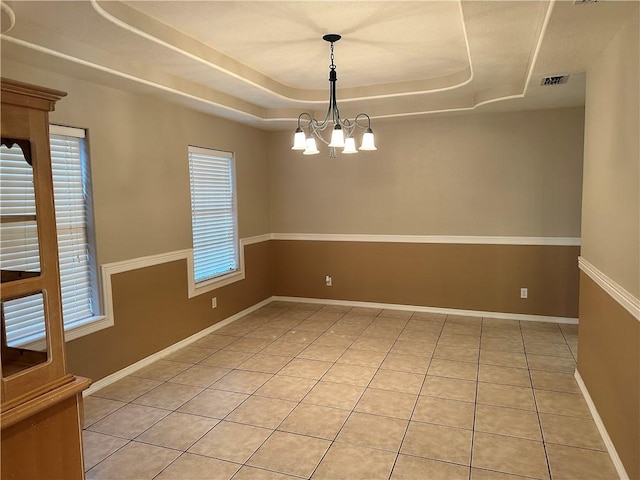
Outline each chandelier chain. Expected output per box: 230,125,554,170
330,42,336,71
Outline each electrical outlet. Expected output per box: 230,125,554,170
211,297,217,308
520,288,528,299
325,275,332,287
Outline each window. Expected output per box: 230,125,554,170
0,125,98,346
188,146,239,286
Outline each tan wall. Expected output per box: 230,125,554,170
269,107,584,237
67,241,271,381
1,60,272,264
272,241,580,318
578,11,640,480
268,105,584,320
581,12,640,297
578,274,639,480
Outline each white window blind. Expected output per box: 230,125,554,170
0,126,96,347
188,146,238,284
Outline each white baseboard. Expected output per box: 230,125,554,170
83,297,273,397
574,370,629,480
273,295,578,324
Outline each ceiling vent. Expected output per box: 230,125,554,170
573,0,598,4
540,75,570,86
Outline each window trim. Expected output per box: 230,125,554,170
187,145,241,297
186,244,245,298
49,125,107,341
50,125,103,326
0,125,108,346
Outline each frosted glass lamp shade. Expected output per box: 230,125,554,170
292,128,306,150
342,137,358,154
360,128,377,151
303,137,320,155
328,125,345,147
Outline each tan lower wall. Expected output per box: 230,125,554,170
66,239,580,381
272,241,580,318
577,272,639,480
66,241,272,381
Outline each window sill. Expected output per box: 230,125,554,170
186,239,247,298
64,315,112,342
9,315,111,351
187,268,245,298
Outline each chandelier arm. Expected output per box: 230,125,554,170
354,113,373,129
308,92,333,145
314,101,333,131
341,118,355,138
297,112,314,128
310,123,330,145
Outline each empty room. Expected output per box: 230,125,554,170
0,1,638,479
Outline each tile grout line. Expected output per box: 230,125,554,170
387,311,445,480
522,320,554,480
88,306,444,476
207,304,326,479
85,375,195,476
85,401,177,475
277,307,356,480
84,305,287,477
227,306,336,478
238,304,390,478
468,318,484,480
307,307,403,480
559,324,578,363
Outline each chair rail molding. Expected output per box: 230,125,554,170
578,256,640,321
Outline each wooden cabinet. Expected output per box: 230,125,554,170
1,78,90,479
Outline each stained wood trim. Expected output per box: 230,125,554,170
0,78,66,111
0,375,90,429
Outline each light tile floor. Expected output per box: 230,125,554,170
83,301,619,480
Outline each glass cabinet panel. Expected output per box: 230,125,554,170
1,292,49,377
0,141,41,282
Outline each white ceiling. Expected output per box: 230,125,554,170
1,0,637,130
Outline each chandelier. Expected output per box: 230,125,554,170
292,34,377,157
